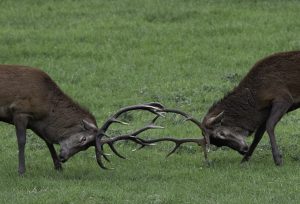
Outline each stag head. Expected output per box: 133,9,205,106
57,103,166,169
58,119,98,162
202,111,250,155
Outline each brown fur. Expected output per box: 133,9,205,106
0,65,97,174
206,51,300,132
0,65,96,142
203,51,300,165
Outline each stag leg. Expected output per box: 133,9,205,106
34,134,62,170
13,114,29,175
45,142,62,171
266,100,292,166
241,123,266,163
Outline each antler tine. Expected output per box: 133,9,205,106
122,115,162,151
95,140,111,170
137,137,206,158
158,108,210,148
140,108,209,161
107,143,126,159
99,103,164,133
95,103,165,169
98,134,155,162
110,118,129,125
131,115,164,136
102,154,111,162
96,133,151,169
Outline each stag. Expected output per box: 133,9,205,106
144,51,300,166
202,51,300,165
0,65,166,174
201,51,300,165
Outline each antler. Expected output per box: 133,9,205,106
139,108,209,160
95,103,165,169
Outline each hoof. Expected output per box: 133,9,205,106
54,164,63,171
241,156,250,163
275,158,283,166
18,168,25,176
274,153,283,166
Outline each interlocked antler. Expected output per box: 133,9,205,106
95,103,165,169
139,108,209,160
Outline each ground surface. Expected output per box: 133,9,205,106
0,0,300,203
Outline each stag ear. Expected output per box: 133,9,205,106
82,119,97,131
206,111,224,127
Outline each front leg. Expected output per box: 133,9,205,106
45,142,62,171
266,100,292,166
14,114,29,175
241,122,266,163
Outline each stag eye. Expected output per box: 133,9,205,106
217,131,226,139
80,136,87,143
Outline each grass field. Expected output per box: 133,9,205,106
1,0,300,203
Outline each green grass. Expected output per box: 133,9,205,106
1,0,300,203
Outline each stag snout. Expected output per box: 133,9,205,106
205,126,250,156
58,139,73,162
58,150,69,163
58,140,94,163
230,134,249,155
238,144,249,155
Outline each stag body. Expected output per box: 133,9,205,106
0,65,165,174
202,51,300,165
0,65,99,174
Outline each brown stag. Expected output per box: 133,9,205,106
202,51,300,165
0,65,166,175
143,51,300,166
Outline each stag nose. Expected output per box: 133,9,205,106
58,152,68,163
239,146,249,155
59,154,67,163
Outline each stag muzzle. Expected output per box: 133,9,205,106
227,134,249,155
209,133,249,155
58,140,93,163
236,140,249,155
58,150,69,163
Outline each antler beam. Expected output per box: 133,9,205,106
95,103,165,169
95,103,209,170
139,108,209,160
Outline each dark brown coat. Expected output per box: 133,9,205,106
0,65,97,174
202,51,300,165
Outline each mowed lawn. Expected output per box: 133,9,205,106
1,0,300,203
